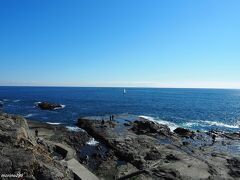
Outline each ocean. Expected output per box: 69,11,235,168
1,86,240,132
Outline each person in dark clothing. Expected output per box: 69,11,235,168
101,119,105,126
35,129,39,137
212,134,216,145
109,115,114,121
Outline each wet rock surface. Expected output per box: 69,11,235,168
27,117,118,179
174,127,195,138
1,111,240,180
131,119,171,136
78,115,240,180
37,102,63,110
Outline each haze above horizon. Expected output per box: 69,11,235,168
1,0,240,88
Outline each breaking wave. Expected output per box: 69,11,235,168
86,138,99,146
66,126,85,132
183,120,239,129
54,104,66,110
24,113,37,118
139,115,178,132
46,122,62,125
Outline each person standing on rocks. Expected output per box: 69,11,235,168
35,129,39,137
109,115,114,121
101,119,105,126
212,134,216,145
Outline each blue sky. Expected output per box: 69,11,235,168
0,0,240,88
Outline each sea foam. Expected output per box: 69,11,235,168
54,104,66,110
139,115,178,132
46,122,62,125
24,114,36,118
184,120,239,129
66,126,85,132
86,138,99,146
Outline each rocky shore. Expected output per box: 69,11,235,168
77,115,240,180
0,111,240,180
0,112,99,180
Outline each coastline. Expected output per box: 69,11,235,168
77,115,240,179
0,112,100,179
0,112,240,179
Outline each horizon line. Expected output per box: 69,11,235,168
0,85,240,90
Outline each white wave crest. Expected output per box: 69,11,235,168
184,120,239,129
34,102,41,106
203,120,239,129
13,99,20,103
46,122,61,125
24,114,36,118
139,115,178,132
86,138,99,146
66,126,85,132
54,104,66,110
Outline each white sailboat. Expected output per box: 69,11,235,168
123,89,126,94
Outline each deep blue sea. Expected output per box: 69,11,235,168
1,86,240,132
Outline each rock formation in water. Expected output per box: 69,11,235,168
37,102,63,110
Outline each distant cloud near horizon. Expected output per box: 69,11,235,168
1,80,240,89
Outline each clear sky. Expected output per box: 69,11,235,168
0,0,240,88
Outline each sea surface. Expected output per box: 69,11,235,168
1,86,240,132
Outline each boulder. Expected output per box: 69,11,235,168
0,113,74,179
131,120,171,136
37,102,62,110
0,114,31,144
174,127,194,138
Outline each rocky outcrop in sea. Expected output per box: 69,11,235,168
37,102,64,110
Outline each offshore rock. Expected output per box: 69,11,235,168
37,102,62,110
